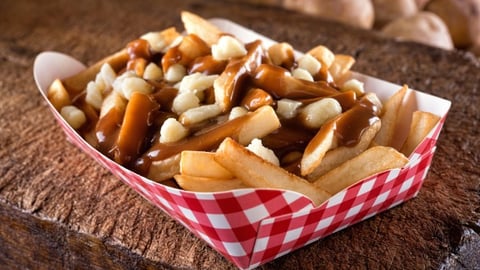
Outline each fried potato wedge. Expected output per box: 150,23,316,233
374,85,408,148
235,105,281,145
181,11,223,46
328,54,355,82
308,45,335,68
214,40,264,112
215,137,331,206
62,49,129,96
313,146,409,194
307,120,381,180
115,92,159,165
180,151,234,179
140,27,181,53
47,78,71,110
94,90,127,153
300,119,337,176
174,174,247,192
142,106,280,181
400,111,440,157
147,153,181,182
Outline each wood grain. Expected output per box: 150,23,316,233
0,0,479,269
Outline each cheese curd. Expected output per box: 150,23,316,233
61,105,86,130
212,35,247,60
160,118,189,143
276,98,303,119
246,138,280,166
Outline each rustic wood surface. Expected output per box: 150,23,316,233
1,0,479,269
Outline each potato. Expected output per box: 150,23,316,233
415,0,431,9
470,43,480,57
372,0,418,27
283,0,374,29
426,0,480,48
381,12,454,50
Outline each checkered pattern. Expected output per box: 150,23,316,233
47,98,446,269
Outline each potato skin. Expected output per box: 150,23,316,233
426,0,480,48
381,11,454,50
283,0,375,29
372,0,418,27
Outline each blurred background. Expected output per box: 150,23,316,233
237,0,480,58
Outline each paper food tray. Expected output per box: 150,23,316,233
33,18,451,269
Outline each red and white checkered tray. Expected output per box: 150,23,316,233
33,19,451,269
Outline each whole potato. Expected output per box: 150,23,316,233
381,11,454,50
283,0,375,29
426,0,480,48
470,43,480,57
372,0,418,27
415,0,431,9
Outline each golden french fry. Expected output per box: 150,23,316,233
373,85,408,148
307,120,381,180
307,45,335,68
234,105,281,145
147,153,181,182
174,174,247,192
62,49,129,97
214,40,264,112
300,119,337,176
181,11,223,46
140,27,181,53
162,34,211,72
99,90,126,118
47,79,71,111
313,146,409,194
251,64,339,99
215,137,331,206
267,42,295,68
93,90,127,155
180,151,234,179
400,111,440,157
142,105,281,179
328,54,355,82
115,92,159,165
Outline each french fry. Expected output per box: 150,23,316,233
267,42,295,69
300,119,337,176
373,85,408,148
313,146,409,195
400,111,440,157
306,120,381,180
302,93,382,176
307,45,335,68
47,79,71,110
180,151,234,179
214,40,264,112
215,138,331,206
115,92,159,165
94,90,127,155
142,105,281,180
251,64,339,99
162,34,211,72
234,105,281,145
99,90,126,118
174,174,247,192
181,11,223,46
147,153,181,182
140,27,181,53
62,49,129,96
328,54,355,82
